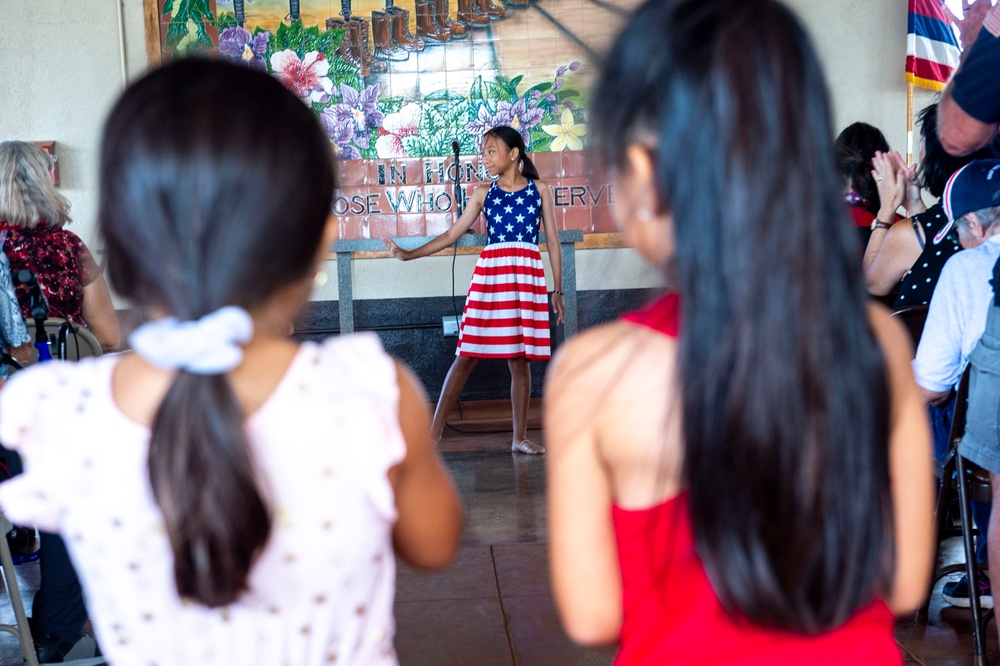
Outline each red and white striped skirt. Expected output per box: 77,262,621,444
456,242,551,360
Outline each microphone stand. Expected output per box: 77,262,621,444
450,140,465,331
452,140,464,220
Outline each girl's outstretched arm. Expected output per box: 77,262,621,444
390,360,464,569
537,181,564,324
382,185,489,261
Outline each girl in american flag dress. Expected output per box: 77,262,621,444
383,126,564,454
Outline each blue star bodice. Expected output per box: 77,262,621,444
484,180,542,246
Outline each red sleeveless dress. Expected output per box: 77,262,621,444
613,294,900,666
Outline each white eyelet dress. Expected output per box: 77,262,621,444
0,333,405,665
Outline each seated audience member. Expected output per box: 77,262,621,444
0,146,103,660
939,0,1000,156
0,141,120,352
0,59,463,665
913,159,1000,609
834,122,893,248
868,106,995,497
545,1,935,664
953,185,1000,655
864,103,993,305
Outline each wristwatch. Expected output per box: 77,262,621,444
871,219,891,231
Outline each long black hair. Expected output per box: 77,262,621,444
834,122,889,214
592,0,892,633
484,126,540,179
98,59,336,607
918,102,995,198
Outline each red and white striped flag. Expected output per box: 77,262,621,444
906,0,962,91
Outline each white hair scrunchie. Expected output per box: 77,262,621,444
129,306,254,374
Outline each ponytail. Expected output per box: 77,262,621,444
520,153,540,180
149,373,270,607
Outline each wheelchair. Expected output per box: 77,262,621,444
0,269,102,373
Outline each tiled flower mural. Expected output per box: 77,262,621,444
149,0,622,237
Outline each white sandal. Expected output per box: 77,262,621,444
511,439,545,455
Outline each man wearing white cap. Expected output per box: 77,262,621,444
913,159,1000,608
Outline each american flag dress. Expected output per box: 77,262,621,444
455,179,551,360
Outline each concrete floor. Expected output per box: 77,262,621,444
396,429,615,665
898,556,1000,666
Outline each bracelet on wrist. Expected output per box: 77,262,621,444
552,290,563,295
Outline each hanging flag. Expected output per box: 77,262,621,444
906,0,962,91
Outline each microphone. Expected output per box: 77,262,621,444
452,140,467,224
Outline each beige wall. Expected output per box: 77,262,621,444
1,0,931,302
0,0,148,264
787,0,939,157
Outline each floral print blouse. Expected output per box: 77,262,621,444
0,221,99,323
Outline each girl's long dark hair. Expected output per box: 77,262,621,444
484,126,540,179
98,59,335,607
592,0,892,633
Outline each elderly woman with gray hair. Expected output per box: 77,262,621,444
0,141,119,353
0,141,116,662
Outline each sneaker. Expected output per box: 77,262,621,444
28,617,103,664
942,572,994,609
29,618,75,664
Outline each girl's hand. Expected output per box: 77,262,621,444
551,292,565,325
382,238,411,261
872,151,904,220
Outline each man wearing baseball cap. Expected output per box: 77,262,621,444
917,158,1000,406
931,160,1000,247
913,158,1000,608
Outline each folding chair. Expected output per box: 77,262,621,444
925,367,994,665
891,303,930,351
